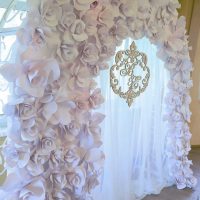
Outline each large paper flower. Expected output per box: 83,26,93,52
57,44,79,63
50,173,67,189
39,0,62,27
98,5,116,28
73,0,96,11
56,0,70,6
3,143,30,169
67,64,91,90
66,167,86,194
49,149,64,169
64,147,84,168
59,10,76,32
81,43,99,65
1,59,60,97
70,20,88,42
27,151,49,176
19,179,45,200
119,0,137,17
18,98,36,120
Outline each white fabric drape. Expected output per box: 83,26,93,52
93,38,174,200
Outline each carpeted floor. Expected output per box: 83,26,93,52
143,148,200,200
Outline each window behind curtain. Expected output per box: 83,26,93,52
0,0,27,186
0,0,26,136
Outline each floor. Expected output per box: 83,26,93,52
143,148,200,200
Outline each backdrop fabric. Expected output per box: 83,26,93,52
93,38,174,200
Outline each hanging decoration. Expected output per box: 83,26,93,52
0,0,197,199
110,41,150,107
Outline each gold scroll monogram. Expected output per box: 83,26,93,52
110,41,150,107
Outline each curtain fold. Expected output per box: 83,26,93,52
93,38,174,200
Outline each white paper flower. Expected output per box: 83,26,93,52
50,173,67,189
119,0,137,17
70,20,88,42
27,152,48,176
57,44,79,63
3,143,30,169
64,148,84,168
49,149,64,169
59,11,76,32
50,101,73,125
98,6,116,28
56,0,70,6
19,179,45,200
52,190,72,200
39,0,62,27
81,43,99,64
73,0,96,11
66,167,86,193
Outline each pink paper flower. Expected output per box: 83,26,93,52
70,20,88,42
39,0,62,27
81,43,99,64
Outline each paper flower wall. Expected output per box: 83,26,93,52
0,0,197,199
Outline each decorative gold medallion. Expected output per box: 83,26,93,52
110,41,150,107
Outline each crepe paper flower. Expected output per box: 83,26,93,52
19,178,45,200
3,143,30,169
55,0,71,6
156,1,179,26
115,19,129,41
17,59,60,98
26,160,44,176
66,166,86,193
83,3,102,36
21,126,39,142
67,64,91,90
70,91,91,111
39,0,62,27
49,101,73,125
70,19,88,42
81,43,99,65
97,26,116,46
119,0,138,17
50,173,67,189
84,173,100,193
127,17,145,39
42,100,58,121
98,5,116,28
64,147,85,168
73,0,96,11
27,151,49,176
149,0,167,6
186,176,197,188
39,136,57,155
63,120,81,139
85,148,105,171
20,29,60,61
88,112,105,135
57,43,79,63
52,190,72,200
17,98,37,120
49,149,64,169
99,44,116,59
59,11,76,32
79,112,105,149
89,88,104,109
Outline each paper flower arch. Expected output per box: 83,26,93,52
0,0,197,199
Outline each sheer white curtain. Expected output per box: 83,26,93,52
93,38,174,200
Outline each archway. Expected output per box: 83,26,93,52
0,0,196,199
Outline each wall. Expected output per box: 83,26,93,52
189,0,200,145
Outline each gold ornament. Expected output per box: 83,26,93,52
110,41,150,107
